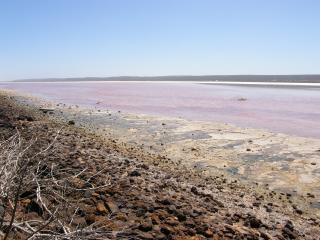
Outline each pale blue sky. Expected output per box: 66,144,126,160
0,0,319,80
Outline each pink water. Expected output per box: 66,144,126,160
1,82,320,139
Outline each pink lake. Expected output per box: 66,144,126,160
1,81,320,139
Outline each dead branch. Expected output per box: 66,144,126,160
0,129,112,239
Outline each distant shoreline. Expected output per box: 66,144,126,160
11,74,320,83
5,80,320,88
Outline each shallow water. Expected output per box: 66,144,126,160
1,81,320,139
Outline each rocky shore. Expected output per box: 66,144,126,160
0,92,319,239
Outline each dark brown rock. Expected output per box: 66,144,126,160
129,170,141,177
72,217,86,227
85,214,96,225
191,186,198,195
68,120,75,125
138,221,153,232
96,201,108,214
160,226,172,235
245,215,262,228
105,199,119,213
17,115,34,121
26,200,43,216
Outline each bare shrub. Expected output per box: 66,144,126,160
0,130,113,239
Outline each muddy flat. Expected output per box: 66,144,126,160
49,104,320,215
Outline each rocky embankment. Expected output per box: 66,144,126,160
0,92,319,239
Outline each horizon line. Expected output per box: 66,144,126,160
10,73,320,82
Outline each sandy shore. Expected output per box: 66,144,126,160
1,90,320,239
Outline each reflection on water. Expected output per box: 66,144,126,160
1,81,320,139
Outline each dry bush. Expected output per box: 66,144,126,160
0,130,113,239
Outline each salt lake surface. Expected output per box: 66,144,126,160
1,81,320,139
